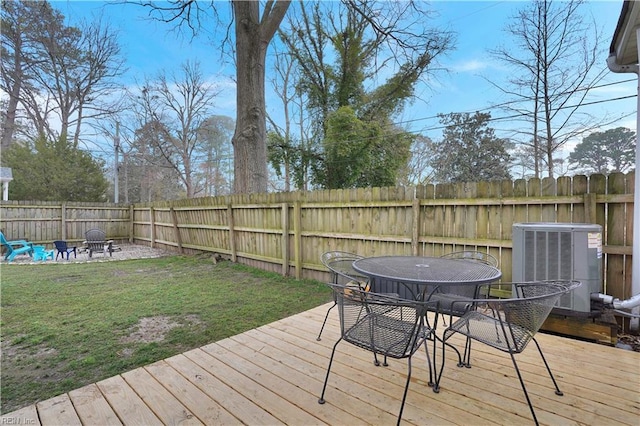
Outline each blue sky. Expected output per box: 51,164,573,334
57,0,636,146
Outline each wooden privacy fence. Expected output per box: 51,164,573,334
0,201,131,246
0,172,634,314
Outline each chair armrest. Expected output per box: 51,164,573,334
7,239,31,247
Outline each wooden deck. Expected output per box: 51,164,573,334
2,304,639,425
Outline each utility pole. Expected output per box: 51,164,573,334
114,121,120,203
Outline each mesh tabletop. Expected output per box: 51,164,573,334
353,256,502,286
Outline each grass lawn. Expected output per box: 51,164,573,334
0,255,331,414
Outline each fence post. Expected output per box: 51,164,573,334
129,205,134,243
227,204,237,262
149,206,155,248
61,202,67,240
584,193,597,224
170,207,183,253
294,201,302,279
281,203,289,276
411,198,420,256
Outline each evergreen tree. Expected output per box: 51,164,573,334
1,136,109,201
433,112,512,183
319,106,411,189
279,1,452,189
569,127,636,174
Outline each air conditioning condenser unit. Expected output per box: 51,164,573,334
512,222,603,315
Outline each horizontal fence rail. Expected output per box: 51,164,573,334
1,173,634,331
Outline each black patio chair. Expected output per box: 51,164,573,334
427,250,500,367
433,280,581,426
318,283,439,426
439,250,498,267
317,251,369,341
53,240,77,260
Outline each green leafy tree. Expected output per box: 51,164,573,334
279,1,452,189
433,112,512,183
318,107,411,188
267,131,305,192
2,136,109,201
569,127,636,174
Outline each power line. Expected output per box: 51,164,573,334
417,95,637,133
394,77,638,129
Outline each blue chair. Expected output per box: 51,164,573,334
33,245,55,261
0,231,34,262
53,240,77,260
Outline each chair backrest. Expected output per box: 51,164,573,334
440,250,498,267
321,251,368,285
474,280,581,352
53,240,67,250
330,283,436,359
427,251,498,301
85,228,106,242
0,232,13,255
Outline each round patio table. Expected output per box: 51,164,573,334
354,255,503,374
352,255,502,300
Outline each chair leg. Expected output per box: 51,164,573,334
318,338,342,404
422,339,435,387
317,302,336,341
433,329,452,393
462,337,472,368
396,357,413,426
532,337,564,396
508,351,539,426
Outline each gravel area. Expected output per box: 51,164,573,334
3,244,173,265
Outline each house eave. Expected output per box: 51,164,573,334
609,0,640,68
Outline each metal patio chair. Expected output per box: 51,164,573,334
318,283,439,426
427,250,501,367
440,250,498,267
432,250,499,316
317,251,369,341
433,280,581,426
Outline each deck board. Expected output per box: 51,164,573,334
2,303,639,425
68,384,122,426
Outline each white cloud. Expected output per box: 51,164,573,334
454,59,490,72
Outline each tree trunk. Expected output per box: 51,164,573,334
1,29,22,150
232,0,290,194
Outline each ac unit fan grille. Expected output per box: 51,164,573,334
524,231,573,281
